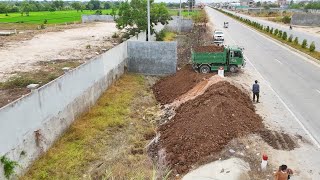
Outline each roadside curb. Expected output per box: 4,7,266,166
213,7,320,66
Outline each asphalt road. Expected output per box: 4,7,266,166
222,9,320,51
205,7,320,146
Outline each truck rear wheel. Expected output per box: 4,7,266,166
199,65,210,74
229,65,238,73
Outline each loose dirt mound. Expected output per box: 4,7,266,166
157,81,264,174
152,65,213,104
193,45,224,53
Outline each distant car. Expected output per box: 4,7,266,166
213,30,224,44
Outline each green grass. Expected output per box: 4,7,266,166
168,9,198,18
0,10,113,24
21,74,157,180
163,31,176,41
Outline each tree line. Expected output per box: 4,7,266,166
289,1,320,9
0,0,120,15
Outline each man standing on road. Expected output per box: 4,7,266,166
252,80,260,103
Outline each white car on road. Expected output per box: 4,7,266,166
213,30,224,44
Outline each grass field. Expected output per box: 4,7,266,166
0,10,113,24
168,9,199,17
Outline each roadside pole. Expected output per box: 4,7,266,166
179,0,182,33
147,0,151,41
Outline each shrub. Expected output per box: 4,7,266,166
112,32,119,38
266,26,270,32
95,10,102,15
270,27,274,34
294,37,299,45
274,29,279,36
43,19,48,24
309,41,315,52
155,29,166,41
282,31,287,40
278,30,283,38
282,16,291,24
288,35,293,42
301,39,307,48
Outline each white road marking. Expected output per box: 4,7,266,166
274,59,283,65
316,89,320,94
209,8,320,148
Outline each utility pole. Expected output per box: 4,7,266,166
179,0,182,32
147,0,151,41
179,0,182,18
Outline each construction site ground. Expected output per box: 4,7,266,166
0,22,119,108
19,21,320,179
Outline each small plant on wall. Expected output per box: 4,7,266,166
0,155,18,179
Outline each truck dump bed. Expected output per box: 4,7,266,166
192,46,227,64
193,46,224,53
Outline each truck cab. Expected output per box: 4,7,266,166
227,46,245,72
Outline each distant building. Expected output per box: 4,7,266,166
240,0,255,7
278,0,287,6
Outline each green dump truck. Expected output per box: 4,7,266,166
192,45,246,73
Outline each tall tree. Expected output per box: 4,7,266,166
20,1,32,16
256,1,261,7
116,0,170,40
104,2,111,9
87,0,101,10
71,2,82,12
53,0,64,10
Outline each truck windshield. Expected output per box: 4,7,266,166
215,32,223,34
234,51,242,58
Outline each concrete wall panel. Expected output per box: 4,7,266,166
127,41,177,75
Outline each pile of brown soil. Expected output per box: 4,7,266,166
152,65,213,104
157,81,264,174
193,45,224,53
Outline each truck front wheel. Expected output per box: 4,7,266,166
200,65,210,73
229,65,238,73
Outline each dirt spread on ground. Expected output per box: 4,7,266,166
193,45,224,52
152,65,213,105
258,129,297,151
156,81,264,174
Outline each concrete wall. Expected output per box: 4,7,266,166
0,41,128,179
127,41,177,75
82,15,115,23
291,13,320,26
165,16,193,32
